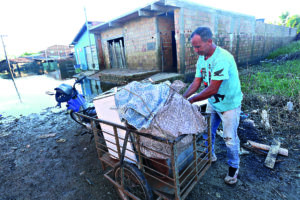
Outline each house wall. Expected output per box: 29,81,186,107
100,17,159,70
173,5,297,75
94,34,105,70
74,31,99,70
158,15,175,72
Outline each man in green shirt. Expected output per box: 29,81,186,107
183,27,243,184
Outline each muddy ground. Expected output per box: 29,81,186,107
0,97,299,200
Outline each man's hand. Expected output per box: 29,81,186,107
187,80,223,103
188,97,195,104
183,77,202,99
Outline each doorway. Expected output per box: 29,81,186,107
107,37,127,69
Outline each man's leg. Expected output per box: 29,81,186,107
205,103,221,160
220,106,241,184
210,111,221,157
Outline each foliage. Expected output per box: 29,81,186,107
286,15,300,33
20,52,35,57
278,11,290,26
241,40,300,99
266,41,300,59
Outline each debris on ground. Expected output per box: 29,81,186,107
246,140,288,156
261,109,271,130
264,139,281,169
56,138,66,143
38,133,57,139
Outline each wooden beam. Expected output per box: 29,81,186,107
108,21,121,27
247,140,288,156
264,139,280,169
138,9,153,17
150,3,170,12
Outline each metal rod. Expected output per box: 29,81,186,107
119,129,130,166
0,35,22,103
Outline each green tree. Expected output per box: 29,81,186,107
279,11,290,26
286,15,300,33
20,52,35,57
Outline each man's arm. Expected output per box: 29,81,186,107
183,77,203,99
188,80,223,103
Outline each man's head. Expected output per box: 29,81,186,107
190,27,214,56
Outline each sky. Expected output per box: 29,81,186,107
0,0,299,59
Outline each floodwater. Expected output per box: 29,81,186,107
0,75,78,117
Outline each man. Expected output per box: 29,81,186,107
183,27,243,184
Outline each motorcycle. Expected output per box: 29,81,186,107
46,76,97,130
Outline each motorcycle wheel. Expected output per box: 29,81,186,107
70,110,86,127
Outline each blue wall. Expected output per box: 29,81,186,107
74,31,99,71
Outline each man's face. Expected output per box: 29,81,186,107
191,34,212,56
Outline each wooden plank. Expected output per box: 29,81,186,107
112,41,118,68
119,40,127,68
264,140,280,169
108,43,114,68
247,140,288,156
115,42,123,68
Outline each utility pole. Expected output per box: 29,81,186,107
44,48,50,70
84,6,95,70
0,35,22,103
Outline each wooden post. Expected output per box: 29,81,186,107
0,35,22,103
119,40,127,68
112,41,118,68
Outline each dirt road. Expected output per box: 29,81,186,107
0,107,299,200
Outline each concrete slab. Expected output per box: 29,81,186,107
91,69,161,85
146,72,184,83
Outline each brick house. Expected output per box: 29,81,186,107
90,0,297,80
44,45,73,60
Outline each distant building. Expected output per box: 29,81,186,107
256,18,265,23
43,45,73,60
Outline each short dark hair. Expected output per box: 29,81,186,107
190,27,213,42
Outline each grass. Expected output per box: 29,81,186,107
240,60,300,97
240,41,300,134
240,41,300,98
266,40,300,59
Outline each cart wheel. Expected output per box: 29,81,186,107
114,162,153,200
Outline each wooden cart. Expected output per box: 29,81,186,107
75,93,212,200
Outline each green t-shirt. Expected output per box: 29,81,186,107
195,46,243,112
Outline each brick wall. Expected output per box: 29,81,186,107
100,17,158,70
174,5,297,75
100,27,123,68
124,17,157,70
158,15,175,72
